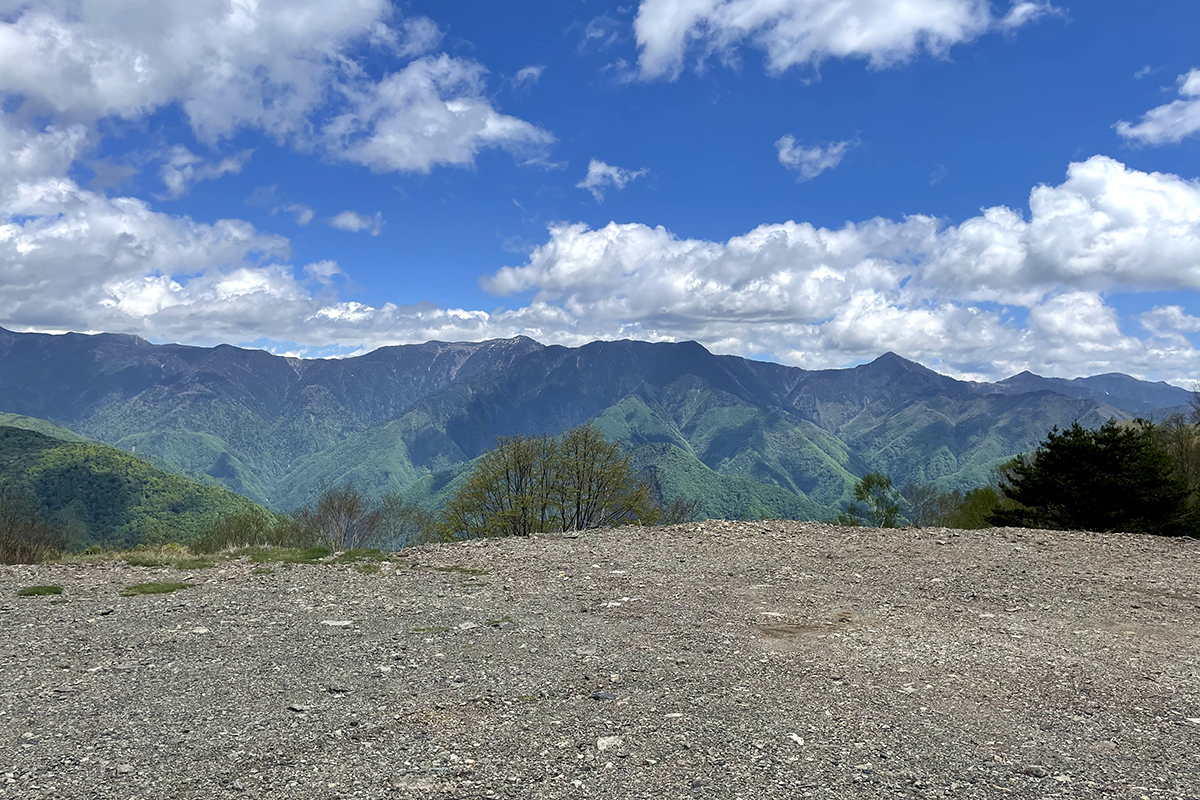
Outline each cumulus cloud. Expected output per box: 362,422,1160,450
0,1,551,172
1140,305,1200,345
775,135,855,181
576,159,648,202
481,155,1200,381
1116,68,1200,146
0,119,89,186
304,260,345,285
329,210,384,236
633,0,1058,80
323,55,555,174
4,149,1200,382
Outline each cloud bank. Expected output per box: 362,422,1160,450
5,141,1200,382
633,0,1059,80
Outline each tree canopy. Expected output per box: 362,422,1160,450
989,421,1192,535
438,424,666,540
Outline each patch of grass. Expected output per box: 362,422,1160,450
174,558,215,570
353,563,381,575
413,626,451,634
332,548,385,564
124,553,172,568
17,585,62,597
120,582,190,597
234,546,331,565
51,552,106,565
432,565,489,576
250,566,274,575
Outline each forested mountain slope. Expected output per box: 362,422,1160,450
0,327,1160,518
0,425,262,549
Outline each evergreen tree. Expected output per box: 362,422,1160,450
990,421,1191,535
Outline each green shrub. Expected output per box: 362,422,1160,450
233,545,330,565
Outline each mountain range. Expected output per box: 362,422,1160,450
0,326,1190,521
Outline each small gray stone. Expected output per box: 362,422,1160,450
1020,765,1049,778
115,764,134,775
590,691,616,701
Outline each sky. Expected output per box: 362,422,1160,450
2,1,1200,383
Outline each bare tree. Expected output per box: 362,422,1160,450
294,484,383,551
901,483,961,527
376,494,437,548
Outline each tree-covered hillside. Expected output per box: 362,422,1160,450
0,327,1173,520
0,425,264,549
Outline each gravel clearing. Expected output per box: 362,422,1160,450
2,521,1199,799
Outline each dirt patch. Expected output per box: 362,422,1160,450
1,521,1198,799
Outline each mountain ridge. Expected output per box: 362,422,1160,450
0,326,1181,518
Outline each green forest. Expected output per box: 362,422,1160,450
0,426,261,557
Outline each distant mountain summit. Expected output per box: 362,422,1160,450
979,370,1190,415
0,327,1177,519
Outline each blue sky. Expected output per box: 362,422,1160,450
2,0,1200,382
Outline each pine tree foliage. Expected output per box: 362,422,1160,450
989,421,1191,535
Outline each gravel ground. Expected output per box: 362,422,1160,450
2,521,1199,800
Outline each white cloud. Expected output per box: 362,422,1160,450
481,155,1200,381
582,14,625,51
0,2,550,174
0,118,89,187
1115,68,1200,146
329,210,384,236
1140,305,1200,345
0,0,393,138
158,146,252,199
370,17,444,58
576,159,648,202
633,0,1058,80
4,154,1200,383
996,1,1060,31
775,135,855,181
323,55,555,174
304,260,344,285
513,65,545,87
